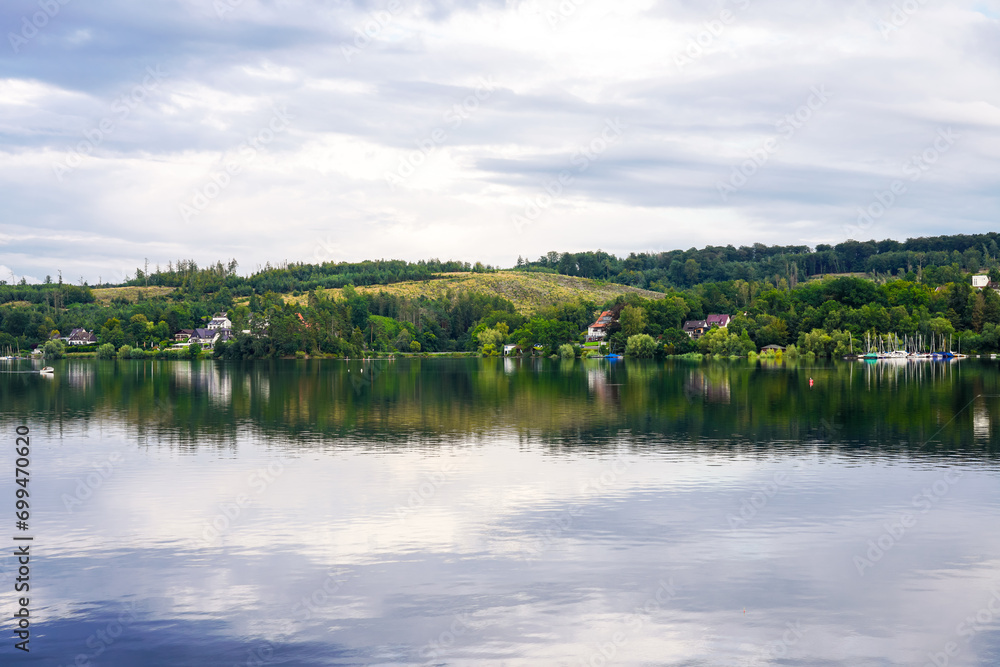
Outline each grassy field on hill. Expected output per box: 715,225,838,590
92,286,176,304
288,271,665,315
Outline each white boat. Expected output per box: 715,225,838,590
39,367,54,374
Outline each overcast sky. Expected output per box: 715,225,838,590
1,0,998,283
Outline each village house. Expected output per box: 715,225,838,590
174,329,195,342
65,328,98,345
682,320,709,339
706,314,731,329
683,314,732,339
186,328,232,349
972,275,1000,293
207,312,232,330
586,310,616,342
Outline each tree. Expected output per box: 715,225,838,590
626,333,656,357
42,339,65,359
619,305,647,338
477,326,506,355
558,343,575,359
97,343,116,359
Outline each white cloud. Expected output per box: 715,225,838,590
1,0,998,279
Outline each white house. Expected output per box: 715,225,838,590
208,313,232,330
586,310,615,342
65,328,97,345
973,275,989,288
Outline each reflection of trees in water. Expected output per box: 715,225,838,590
685,368,731,404
860,358,959,389
1,359,998,455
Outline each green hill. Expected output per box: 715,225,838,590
297,271,665,315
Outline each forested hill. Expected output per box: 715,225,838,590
517,233,1000,289
3,231,1000,358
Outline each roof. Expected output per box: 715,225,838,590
706,314,731,325
683,320,708,330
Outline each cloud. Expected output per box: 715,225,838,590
1,0,999,280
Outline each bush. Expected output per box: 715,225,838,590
189,342,202,359
129,347,146,359
42,340,65,359
626,334,657,357
558,343,575,359
116,345,132,360
97,343,116,359
295,350,306,359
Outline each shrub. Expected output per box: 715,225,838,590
129,347,146,359
626,334,656,357
42,340,65,359
116,345,132,360
97,343,116,359
558,343,575,359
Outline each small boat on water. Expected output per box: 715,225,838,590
39,367,54,374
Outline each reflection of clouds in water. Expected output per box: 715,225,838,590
20,424,1000,665
974,399,990,442
171,363,232,404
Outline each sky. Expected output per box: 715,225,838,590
1,0,999,284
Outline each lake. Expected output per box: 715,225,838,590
1,357,999,666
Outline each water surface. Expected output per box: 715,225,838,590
1,358,999,666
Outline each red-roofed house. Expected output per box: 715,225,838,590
586,310,615,342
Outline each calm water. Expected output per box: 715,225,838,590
2,357,999,666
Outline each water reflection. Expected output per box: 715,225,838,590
1,359,999,665
2,358,999,454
